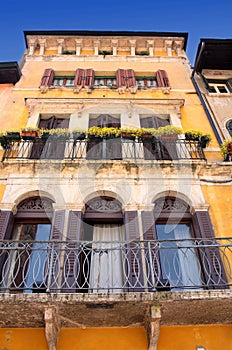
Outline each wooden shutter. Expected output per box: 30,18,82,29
74,68,85,87
62,211,83,292
156,70,170,87
226,78,232,92
124,211,143,291
125,69,136,87
141,211,161,290
193,211,228,289
85,69,95,87
86,139,103,160
116,69,126,87
0,211,13,240
48,210,65,291
106,138,122,160
40,69,54,87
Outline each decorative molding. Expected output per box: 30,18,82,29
155,197,189,212
86,197,122,212
44,308,60,350
18,197,54,212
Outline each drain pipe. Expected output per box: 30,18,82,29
191,42,223,145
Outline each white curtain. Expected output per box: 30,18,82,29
90,224,124,293
173,225,202,289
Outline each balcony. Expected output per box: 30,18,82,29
0,238,230,293
1,138,206,161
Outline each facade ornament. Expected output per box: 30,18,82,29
86,197,122,212
174,40,182,56
57,39,64,55
111,40,118,56
165,40,173,57
18,197,54,212
25,98,38,118
155,197,189,212
129,40,136,56
147,40,154,56
75,39,82,55
28,39,37,55
38,39,47,55
94,40,100,55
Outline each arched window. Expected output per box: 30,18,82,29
0,197,54,293
142,196,227,291
226,119,232,137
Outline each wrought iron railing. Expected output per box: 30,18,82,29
0,238,230,293
2,138,206,161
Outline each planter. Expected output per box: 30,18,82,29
88,135,102,141
0,136,7,149
228,142,232,156
5,132,21,141
199,136,210,149
160,134,178,142
73,132,86,141
21,130,38,140
41,132,50,140
121,132,136,141
139,134,153,142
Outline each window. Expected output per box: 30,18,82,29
93,76,117,88
53,76,74,87
204,77,232,94
30,115,70,159
87,114,122,160
226,119,232,137
136,76,157,88
1,197,54,293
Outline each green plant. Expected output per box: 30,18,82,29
99,50,112,56
184,129,212,147
87,126,120,138
62,50,75,55
136,51,149,56
21,126,39,132
156,126,183,136
220,138,232,159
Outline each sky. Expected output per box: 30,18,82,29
0,0,231,67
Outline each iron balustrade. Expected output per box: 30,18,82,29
0,238,230,293
2,138,206,161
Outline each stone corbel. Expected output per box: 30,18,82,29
25,98,38,119
147,40,154,56
174,40,182,56
44,308,60,350
77,102,84,118
57,39,64,55
129,40,136,56
165,40,173,57
28,39,37,55
111,40,118,56
75,39,82,56
38,39,46,55
127,101,134,118
146,306,161,350
94,40,100,55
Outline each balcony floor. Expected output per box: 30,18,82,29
0,290,231,328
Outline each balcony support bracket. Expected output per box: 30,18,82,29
44,307,60,350
146,305,161,350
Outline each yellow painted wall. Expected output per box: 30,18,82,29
0,184,6,202
158,324,232,350
0,327,147,350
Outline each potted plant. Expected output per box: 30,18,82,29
121,127,137,140
184,129,212,148
99,50,113,58
47,128,70,140
220,138,232,161
137,128,156,141
0,132,7,149
21,126,39,140
136,50,149,56
5,130,21,141
157,126,183,141
72,128,86,141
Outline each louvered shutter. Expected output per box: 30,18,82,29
226,78,232,92
141,211,161,290
48,210,65,291
40,69,54,87
126,69,136,87
62,211,83,292
116,69,126,87
156,70,170,87
193,211,228,289
74,68,85,87
85,69,95,87
124,211,143,291
0,211,13,240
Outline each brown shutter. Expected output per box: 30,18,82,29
193,211,228,289
126,69,136,87
116,69,126,87
85,69,95,87
74,68,85,87
226,78,232,92
124,211,143,291
0,211,14,240
62,211,83,292
156,70,170,87
40,69,54,87
48,210,65,291
141,211,161,290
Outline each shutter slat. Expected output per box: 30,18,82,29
193,211,228,289
156,70,170,87
124,211,143,291
0,211,13,240
126,69,136,87
40,69,54,87
116,69,126,87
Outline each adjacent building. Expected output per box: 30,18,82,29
0,31,231,350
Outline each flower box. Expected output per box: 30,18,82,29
21,130,38,140
73,132,86,141
121,132,135,141
6,132,21,141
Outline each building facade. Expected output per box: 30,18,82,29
0,31,231,350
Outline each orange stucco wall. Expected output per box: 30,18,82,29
0,325,231,350
158,324,232,350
